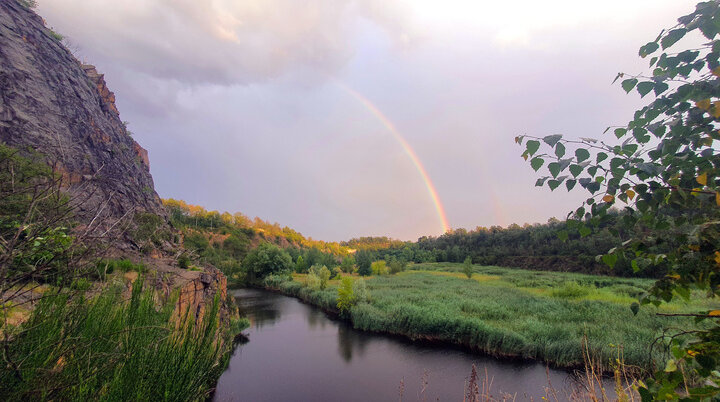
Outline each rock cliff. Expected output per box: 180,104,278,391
0,1,233,327
0,1,166,238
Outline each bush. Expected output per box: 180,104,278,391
309,265,331,290
178,253,190,269
370,260,387,276
388,258,407,275
462,256,473,279
337,277,356,314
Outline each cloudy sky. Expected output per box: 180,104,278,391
39,0,697,241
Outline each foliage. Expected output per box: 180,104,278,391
0,278,230,401
305,271,322,290
356,250,372,276
132,212,172,254
337,276,356,314
352,277,369,303
388,256,407,274
295,255,307,273
518,2,720,398
340,255,355,272
370,260,388,276
0,144,84,290
163,198,347,255
309,265,331,290
242,242,293,283
92,258,146,279
462,256,473,279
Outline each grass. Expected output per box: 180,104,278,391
0,277,235,401
268,263,719,371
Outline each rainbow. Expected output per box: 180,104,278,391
336,82,451,234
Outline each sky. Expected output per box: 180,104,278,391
38,0,699,241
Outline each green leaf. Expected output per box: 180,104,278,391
569,164,583,177
664,359,677,373
653,81,669,96
530,157,544,171
543,134,562,147
621,78,638,93
548,180,560,191
557,230,569,242
535,177,548,187
661,28,687,49
555,142,565,158
526,140,540,156
575,149,590,162
636,81,654,97
566,179,576,191
596,152,608,164
602,253,618,268
548,162,560,178
614,128,627,138
630,302,639,315
579,226,592,237
639,41,659,57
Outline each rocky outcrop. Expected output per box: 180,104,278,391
0,1,166,238
174,267,229,324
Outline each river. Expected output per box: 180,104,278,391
213,288,586,401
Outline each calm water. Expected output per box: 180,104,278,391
213,288,581,401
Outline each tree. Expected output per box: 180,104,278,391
336,276,356,314
356,250,372,276
340,255,355,272
242,242,293,283
462,256,473,279
518,2,720,397
295,255,307,273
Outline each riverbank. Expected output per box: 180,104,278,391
262,263,717,372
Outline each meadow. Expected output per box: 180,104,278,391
266,262,719,371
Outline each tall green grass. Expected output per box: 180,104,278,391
269,263,719,371
1,278,234,401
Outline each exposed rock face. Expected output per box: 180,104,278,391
174,267,229,324
0,1,166,236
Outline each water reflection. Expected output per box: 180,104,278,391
215,288,580,402
305,306,327,330
337,323,369,362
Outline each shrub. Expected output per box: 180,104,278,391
178,253,190,269
337,277,356,314
371,260,387,276
305,272,321,290
388,258,407,275
309,265,331,290
462,256,473,279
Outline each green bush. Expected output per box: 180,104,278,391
337,277,356,314
370,260,387,276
